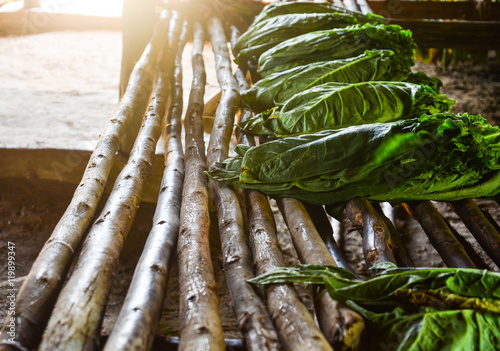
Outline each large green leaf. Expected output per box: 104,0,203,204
242,50,412,112
252,1,385,25
370,309,500,351
208,114,500,208
240,81,454,136
405,71,443,94
258,23,415,77
249,265,500,350
234,12,358,65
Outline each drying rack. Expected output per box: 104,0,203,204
1,1,499,350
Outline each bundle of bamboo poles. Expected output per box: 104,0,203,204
2,1,500,351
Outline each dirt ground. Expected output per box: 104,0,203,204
1,29,500,347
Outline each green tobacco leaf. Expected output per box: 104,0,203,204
258,23,415,77
250,265,500,309
252,1,385,25
445,269,500,299
208,114,500,208
234,12,358,64
240,82,455,136
405,71,443,93
249,265,500,350
367,308,500,351
370,261,399,271
242,50,410,112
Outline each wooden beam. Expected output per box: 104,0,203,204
0,148,164,203
388,19,500,50
367,0,500,21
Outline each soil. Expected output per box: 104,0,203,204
419,57,500,125
1,29,500,348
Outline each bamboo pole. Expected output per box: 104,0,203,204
407,201,476,268
278,198,366,351
0,12,168,351
37,13,173,351
177,21,225,351
103,14,186,351
206,16,281,351
449,199,500,267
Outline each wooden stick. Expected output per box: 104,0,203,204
230,22,363,351
278,198,365,351
103,14,186,351
206,16,280,351
303,203,358,274
345,198,397,268
0,12,168,351
231,25,335,351
177,21,225,351
407,201,476,268
371,203,415,267
37,12,173,351
247,192,334,351
325,0,347,8
441,212,490,270
342,0,361,12
346,0,406,273
449,199,500,267
356,0,373,14
118,0,159,155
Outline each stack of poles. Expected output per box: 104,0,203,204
0,9,177,351
2,1,500,351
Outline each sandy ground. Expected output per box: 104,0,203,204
0,29,500,347
0,29,220,150
0,30,121,150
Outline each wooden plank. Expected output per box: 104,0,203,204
0,148,164,203
367,0,500,21
388,19,500,50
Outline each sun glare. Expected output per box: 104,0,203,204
1,0,122,17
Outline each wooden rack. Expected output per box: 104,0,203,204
365,0,500,49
